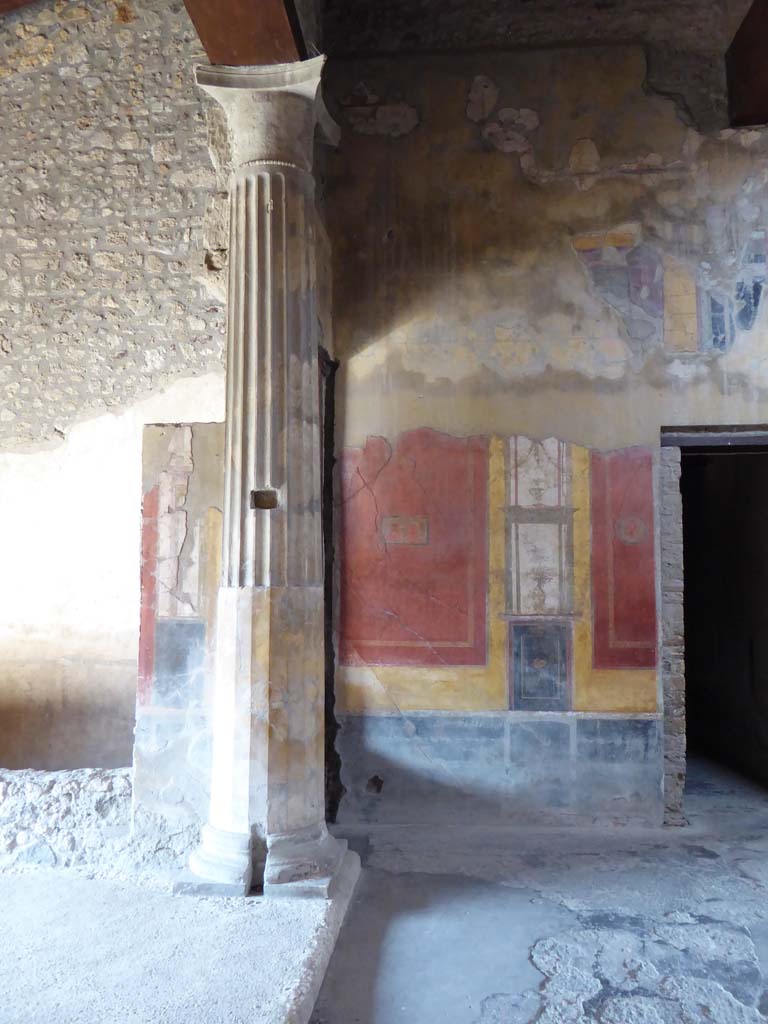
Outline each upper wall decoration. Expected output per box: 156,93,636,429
327,51,768,400
574,225,768,360
464,70,684,191
340,81,419,138
574,228,664,357
695,230,767,353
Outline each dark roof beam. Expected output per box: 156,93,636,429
727,0,768,127
182,0,307,67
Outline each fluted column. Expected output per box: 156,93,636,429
187,58,351,897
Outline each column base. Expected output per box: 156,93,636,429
186,823,254,894
263,823,350,899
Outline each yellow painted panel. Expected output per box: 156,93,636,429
572,227,639,252
574,668,657,713
337,435,508,713
663,255,699,353
571,445,658,712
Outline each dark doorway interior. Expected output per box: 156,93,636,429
319,347,345,821
681,443,768,786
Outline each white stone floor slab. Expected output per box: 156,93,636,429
1,851,359,1024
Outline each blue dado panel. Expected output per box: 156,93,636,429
336,713,663,827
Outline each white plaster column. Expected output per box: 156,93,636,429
188,58,349,897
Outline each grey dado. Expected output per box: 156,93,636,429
336,713,663,827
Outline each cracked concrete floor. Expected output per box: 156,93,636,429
312,757,768,1023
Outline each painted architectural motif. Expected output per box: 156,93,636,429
574,228,664,355
505,436,574,711
506,436,573,617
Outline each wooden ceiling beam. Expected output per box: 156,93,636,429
727,0,768,127
0,0,38,15
183,0,306,67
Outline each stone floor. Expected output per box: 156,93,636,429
2,851,359,1024
312,757,768,1023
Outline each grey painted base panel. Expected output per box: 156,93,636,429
336,712,663,827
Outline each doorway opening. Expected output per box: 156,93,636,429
681,436,768,788
663,426,768,815
319,346,344,822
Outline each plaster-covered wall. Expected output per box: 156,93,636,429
0,0,227,767
0,375,224,769
132,421,223,835
323,46,768,824
326,49,768,449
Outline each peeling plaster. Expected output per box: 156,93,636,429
324,48,768,448
341,82,419,137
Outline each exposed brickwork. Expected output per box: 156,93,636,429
660,446,686,825
0,0,225,449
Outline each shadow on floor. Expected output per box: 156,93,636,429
313,757,768,1024
311,864,576,1024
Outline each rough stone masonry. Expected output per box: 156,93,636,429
0,0,225,449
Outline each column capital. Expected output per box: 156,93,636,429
195,56,339,172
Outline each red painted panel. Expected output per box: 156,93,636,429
591,449,657,669
138,486,159,705
339,428,488,666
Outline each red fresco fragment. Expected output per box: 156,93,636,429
591,448,657,669
138,485,159,705
339,428,488,667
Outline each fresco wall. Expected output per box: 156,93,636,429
323,46,768,824
335,431,661,824
132,423,223,842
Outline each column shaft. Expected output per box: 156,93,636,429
188,58,348,897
